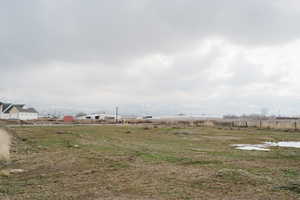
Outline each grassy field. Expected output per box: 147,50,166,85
1,125,300,199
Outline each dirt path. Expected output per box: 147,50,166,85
0,128,10,160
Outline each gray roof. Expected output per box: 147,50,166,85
2,103,12,112
0,102,13,113
1,102,38,113
13,105,38,113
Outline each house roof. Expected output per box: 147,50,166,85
2,103,12,112
13,105,38,113
0,102,13,113
1,102,38,113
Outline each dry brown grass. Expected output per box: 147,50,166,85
0,125,300,199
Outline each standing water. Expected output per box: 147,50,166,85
264,141,300,148
232,141,300,151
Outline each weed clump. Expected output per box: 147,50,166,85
173,130,193,135
275,181,300,194
216,169,271,185
56,131,73,135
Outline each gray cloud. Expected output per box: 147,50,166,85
2,0,300,66
1,0,300,115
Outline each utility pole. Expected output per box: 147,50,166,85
115,106,119,123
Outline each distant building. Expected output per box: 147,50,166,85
77,113,121,120
121,115,138,120
0,102,38,120
137,115,153,120
63,116,75,123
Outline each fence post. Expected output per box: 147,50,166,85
295,121,297,131
260,120,262,129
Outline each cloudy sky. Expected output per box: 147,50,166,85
1,0,300,116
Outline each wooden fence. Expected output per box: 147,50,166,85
149,119,300,130
200,119,300,130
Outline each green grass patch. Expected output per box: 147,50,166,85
282,169,300,177
182,160,223,166
133,151,190,163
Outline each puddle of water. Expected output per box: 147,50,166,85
265,141,300,148
232,141,300,151
232,144,270,151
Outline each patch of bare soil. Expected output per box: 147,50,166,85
0,128,10,161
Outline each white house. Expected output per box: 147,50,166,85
77,113,121,120
0,102,38,120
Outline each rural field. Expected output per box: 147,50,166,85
1,125,300,199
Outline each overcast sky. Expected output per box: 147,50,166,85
1,0,300,116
